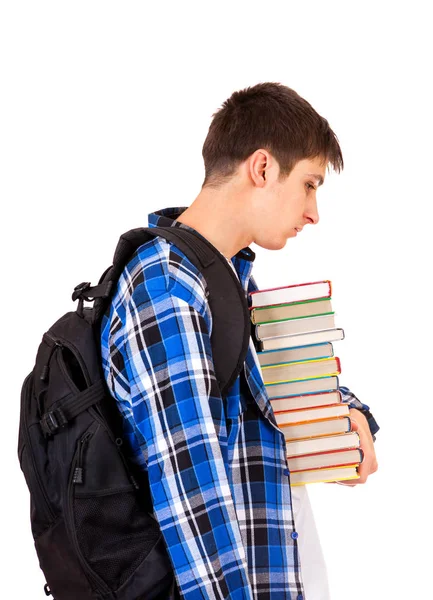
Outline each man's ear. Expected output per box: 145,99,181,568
249,149,272,188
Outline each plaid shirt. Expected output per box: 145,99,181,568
100,207,378,600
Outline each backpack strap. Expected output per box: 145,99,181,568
82,226,251,396
40,379,106,436
151,227,251,394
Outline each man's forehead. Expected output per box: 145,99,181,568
295,158,326,180
305,157,327,183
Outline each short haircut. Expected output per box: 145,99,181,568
202,82,343,188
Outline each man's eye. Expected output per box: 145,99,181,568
306,183,316,191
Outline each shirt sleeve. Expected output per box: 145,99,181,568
247,275,259,297
339,385,380,441
122,286,253,600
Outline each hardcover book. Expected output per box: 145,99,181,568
270,390,342,412
251,298,333,325
249,280,332,308
261,357,341,385
257,343,334,367
256,313,336,341
279,417,351,441
265,375,339,399
286,431,361,458
273,403,349,426
287,448,364,472
290,465,360,486
260,328,344,351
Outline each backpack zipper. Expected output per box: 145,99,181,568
20,373,56,523
65,426,112,595
89,407,140,491
72,431,93,485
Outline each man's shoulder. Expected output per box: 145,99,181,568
115,234,209,314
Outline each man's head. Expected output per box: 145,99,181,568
200,82,343,250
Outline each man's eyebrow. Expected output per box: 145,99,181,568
306,173,324,186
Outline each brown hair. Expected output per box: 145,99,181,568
202,82,343,188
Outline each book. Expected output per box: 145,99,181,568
270,390,342,412
249,280,332,308
273,403,349,425
279,417,351,441
257,343,334,367
287,448,364,472
250,277,363,485
256,313,336,341
261,357,341,385
290,465,360,486
286,431,360,457
251,298,333,325
265,375,339,399
260,328,345,351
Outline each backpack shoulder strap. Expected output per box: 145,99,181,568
78,226,250,397
153,226,251,395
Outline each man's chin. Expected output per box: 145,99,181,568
256,238,288,251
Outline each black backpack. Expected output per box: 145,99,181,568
18,226,252,600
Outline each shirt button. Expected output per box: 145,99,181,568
291,531,299,540
297,595,304,600
283,469,290,476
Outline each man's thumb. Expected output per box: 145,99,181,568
350,417,359,431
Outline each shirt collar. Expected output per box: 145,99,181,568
148,206,255,292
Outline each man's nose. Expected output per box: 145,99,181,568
305,197,319,225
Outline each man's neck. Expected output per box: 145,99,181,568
176,186,253,259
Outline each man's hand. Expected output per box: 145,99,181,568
334,408,378,486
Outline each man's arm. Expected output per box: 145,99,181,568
339,385,380,441
334,387,379,485
122,287,253,600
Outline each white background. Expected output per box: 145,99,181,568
1,2,432,598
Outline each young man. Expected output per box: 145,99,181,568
101,83,379,600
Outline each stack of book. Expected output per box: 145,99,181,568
249,280,362,486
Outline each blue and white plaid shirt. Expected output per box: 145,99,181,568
100,207,378,600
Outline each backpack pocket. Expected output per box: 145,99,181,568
64,417,165,595
34,517,100,600
19,374,57,537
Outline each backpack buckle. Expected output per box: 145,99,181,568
40,409,67,436
72,282,91,302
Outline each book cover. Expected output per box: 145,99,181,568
270,390,342,412
287,448,364,472
251,297,333,325
286,431,360,457
249,280,332,308
273,403,349,425
290,465,360,486
261,357,341,385
260,328,345,351
265,375,339,399
257,343,334,367
256,313,336,341
279,416,351,441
